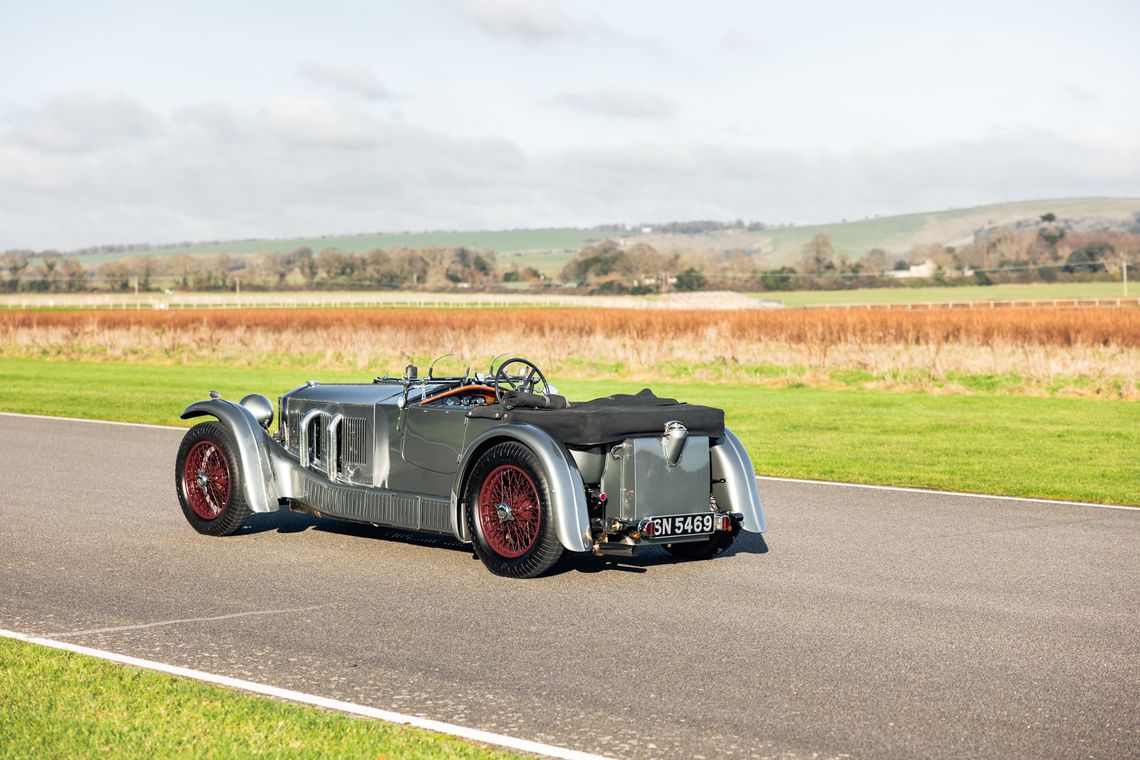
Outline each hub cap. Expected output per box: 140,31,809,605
183,440,230,520
478,465,540,558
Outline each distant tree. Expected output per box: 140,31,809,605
1064,241,1113,273
317,248,354,280
249,253,285,287
299,256,319,287
213,253,235,288
966,230,1030,269
560,241,623,283
38,251,63,290
98,262,131,291
279,246,313,272
861,248,891,273
759,266,797,291
472,253,492,277
1038,226,1066,247
674,267,706,291
2,250,30,291
799,234,834,274
60,257,88,291
162,255,191,289
1039,212,1056,223
910,242,960,270
127,257,155,291
186,254,235,289
621,242,671,283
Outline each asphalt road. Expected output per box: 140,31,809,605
1,414,1137,759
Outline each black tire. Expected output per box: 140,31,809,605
464,442,563,578
664,523,740,561
175,421,252,536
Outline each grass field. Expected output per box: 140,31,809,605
761,281,1131,307
0,637,517,759
76,228,608,268
0,356,1134,505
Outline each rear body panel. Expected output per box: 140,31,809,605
601,436,712,522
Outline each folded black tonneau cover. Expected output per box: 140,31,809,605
468,388,724,446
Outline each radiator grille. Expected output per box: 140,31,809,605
284,404,302,453
340,416,369,468
285,401,373,482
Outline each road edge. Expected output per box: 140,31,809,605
0,628,612,760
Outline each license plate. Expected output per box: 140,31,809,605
646,512,717,538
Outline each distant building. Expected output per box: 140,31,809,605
887,259,938,279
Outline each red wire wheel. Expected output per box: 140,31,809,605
182,439,231,521
477,464,542,558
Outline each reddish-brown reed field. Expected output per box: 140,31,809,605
2,307,1137,346
2,307,1137,397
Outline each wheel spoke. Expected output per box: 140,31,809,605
183,440,230,521
477,464,541,559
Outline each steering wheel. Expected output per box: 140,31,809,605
492,357,551,403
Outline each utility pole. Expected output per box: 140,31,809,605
1124,259,1129,297
235,276,241,306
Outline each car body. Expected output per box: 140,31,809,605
175,357,766,577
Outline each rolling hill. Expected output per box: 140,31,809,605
67,197,1139,276
640,197,1140,267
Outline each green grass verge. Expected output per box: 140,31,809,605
0,637,517,759
0,357,1134,505
756,281,1130,307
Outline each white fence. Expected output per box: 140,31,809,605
0,291,1134,312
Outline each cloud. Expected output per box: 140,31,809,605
556,87,678,120
0,93,1138,251
443,0,581,40
302,63,396,102
1058,84,1099,104
259,95,379,149
3,91,163,154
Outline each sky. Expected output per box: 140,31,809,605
1,0,1137,250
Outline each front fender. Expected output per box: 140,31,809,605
711,427,766,533
451,423,591,553
181,399,279,513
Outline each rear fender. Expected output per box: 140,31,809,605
181,399,279,513
711,427,766,533
452,424,590,553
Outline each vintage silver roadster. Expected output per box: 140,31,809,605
175,357,765,578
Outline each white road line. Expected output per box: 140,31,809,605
0,628,612,760
42,605,327,638
3,412,1135,512
756,475,1139,512
0,411,181,431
